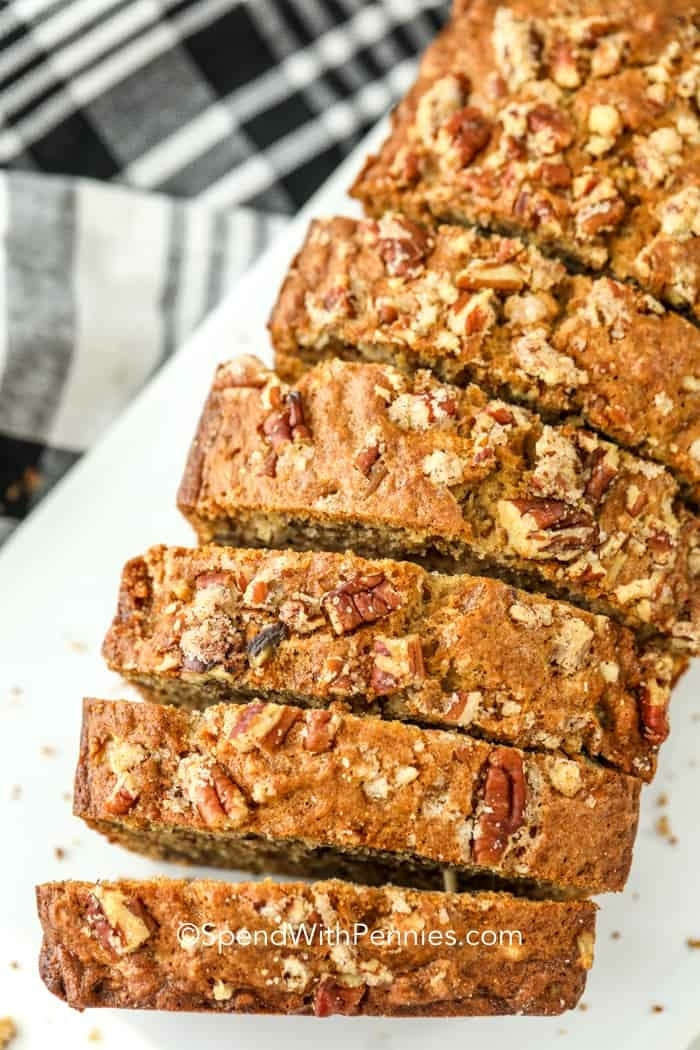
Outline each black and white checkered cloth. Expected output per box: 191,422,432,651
0,0,447,544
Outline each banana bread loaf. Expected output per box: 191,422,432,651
37,877,596,1015
177,356,700,650
103,544,679,779
270,216,700,501
75,698,640,896
351,0,700,320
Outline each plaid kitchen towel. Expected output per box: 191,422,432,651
0,0,447,545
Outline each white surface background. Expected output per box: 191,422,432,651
0,127,699,1050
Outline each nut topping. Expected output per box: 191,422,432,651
371,635,425,693
473,748,527,865
228,701,300,752
439,106,492,167
86,886,155,956
584,447,618,503
373,215,432,278
303,709,338,753
321,573,402,635
313,978,367,1017
455,262,526,292
178,756,249,829
246,622,288,667
498,498,598,560
262,390,311,452
639,682,670,745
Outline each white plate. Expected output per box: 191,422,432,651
1,122,699,1050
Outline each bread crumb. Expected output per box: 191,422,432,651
611,930,621,940
632,892,640,901
578,1002,589,1011
0,1018,17,1049
655,814,679,845
9,962,19,970
63,791,72,802
54,846,67,861
656,792,668,807
687,938,700,949
88,1029,102,1043
67,639,88,653
40,745,56,758
651,1004,665,1014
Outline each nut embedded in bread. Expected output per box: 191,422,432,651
176,355,700,650
75,698,640,896
36,877,597,1015
103,544,681,779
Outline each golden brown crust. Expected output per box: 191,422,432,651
351,0,700,320
270,216,700,501
75,698,640,895
103,544,680,779
176,356,700,650
36,877,596,1016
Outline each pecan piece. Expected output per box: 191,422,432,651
584,447,618,503
195,571,231,590
473,748,527,865
321,573,402,634
313,978,367,1017
455,262,525,292
86,887,155,956
373,215,432,278
229,701,300,752
104,782,139,816
526,103,574,154
262,390,311,452
246,622,288,667
639,683,670,745
178,756,249,828
303,709,338,753
441,106,492,167
354,443,381,476
498,498,598,560
371,635,425,694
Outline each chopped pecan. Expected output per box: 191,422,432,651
303,709,338,753
322,285,354,318
639,684,670,745
498,498,598,559
371,635,425,693
584,447,618,503
313,978,367,1017
262,390,311,452
229,701,299,752
246,622,288,667
441,106,491,167
321,573,402,634
535,161,573,188
526,103,575,154
178,756,249,829
86,887,155,956
456,262,525,292
104,782,139,816
373,215,432,279
354,443,381,476
473,748,527,865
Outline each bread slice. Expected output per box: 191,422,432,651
36,877,596,1016
176,355,700,650
270,216,700,502
75,698,639,896
103,544,680,779
351,0,700,321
